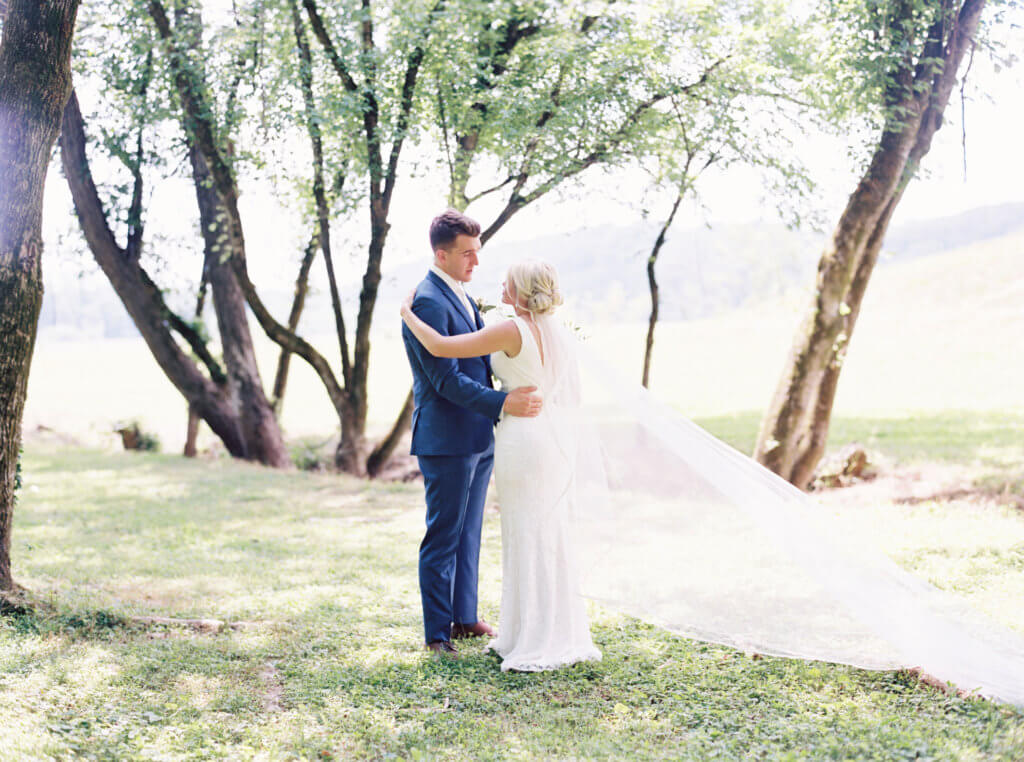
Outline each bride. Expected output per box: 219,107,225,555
403,259,1024,704
401,260,601,671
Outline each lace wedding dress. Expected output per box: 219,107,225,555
487,316,602,671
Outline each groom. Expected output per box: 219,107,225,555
402,209,541,659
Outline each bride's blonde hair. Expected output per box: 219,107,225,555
507,259,563,316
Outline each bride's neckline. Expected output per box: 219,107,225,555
514,314,545,366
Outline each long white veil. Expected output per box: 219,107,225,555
533,313,1024,708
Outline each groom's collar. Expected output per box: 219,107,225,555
426,268,479,331
429,264,468,296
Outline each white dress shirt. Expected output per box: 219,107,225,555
430,264,475,324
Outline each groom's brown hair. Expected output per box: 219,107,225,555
429,209,481,251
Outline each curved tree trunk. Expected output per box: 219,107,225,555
642,189,684,389
171,0,288,468
366,389,414,477
59,92,254,461
0,0,81,591
754,0,986,489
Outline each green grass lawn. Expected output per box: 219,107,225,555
2,424,1024,760
695,409,1024,469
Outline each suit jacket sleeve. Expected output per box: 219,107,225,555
409,296,507,421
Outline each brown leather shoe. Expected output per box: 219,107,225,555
425,641,460,659
451,620,496,639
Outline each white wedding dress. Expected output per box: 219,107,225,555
475,310,1024,705
487,316,602,671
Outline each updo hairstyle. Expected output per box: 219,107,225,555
506,260,563,316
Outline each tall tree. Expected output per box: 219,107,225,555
642,185,685,389
60,91,290,465
136,0,443,475
173,1,290,467
0,0,81,592
372,0,756,464
59,1,289,466
283,0,440,473
754,0,990,488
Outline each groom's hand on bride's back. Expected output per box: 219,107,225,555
503,386,542,417
503,387,541,417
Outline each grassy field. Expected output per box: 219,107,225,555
5,226,1022,757
696,409,1024,470
2,429,1023,760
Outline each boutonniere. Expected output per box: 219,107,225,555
475,297,497,314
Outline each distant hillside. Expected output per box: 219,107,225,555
627,224,1024,417
880,202,1024,261
38,202,1024,337
444,222,819,322
381,200,1024,323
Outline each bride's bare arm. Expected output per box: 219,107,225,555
401,291,521,359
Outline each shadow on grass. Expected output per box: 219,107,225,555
15,447,422,620
7,442,1024,758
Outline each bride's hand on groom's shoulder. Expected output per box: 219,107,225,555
400,289,416,317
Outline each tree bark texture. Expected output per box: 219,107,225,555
753,0,986,489
0,0,80,591
185,144,290,467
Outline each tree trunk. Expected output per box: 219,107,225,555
0,0,81,592
642,189,684,389
183,266,208,457
184,404,200,457
754,0,986,489
271,230,318,414
366,389,414,477
335,404,367,476
186,145,290,468
60,92,252,461
331,195,389,475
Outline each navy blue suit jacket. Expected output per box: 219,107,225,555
403,271,507,456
